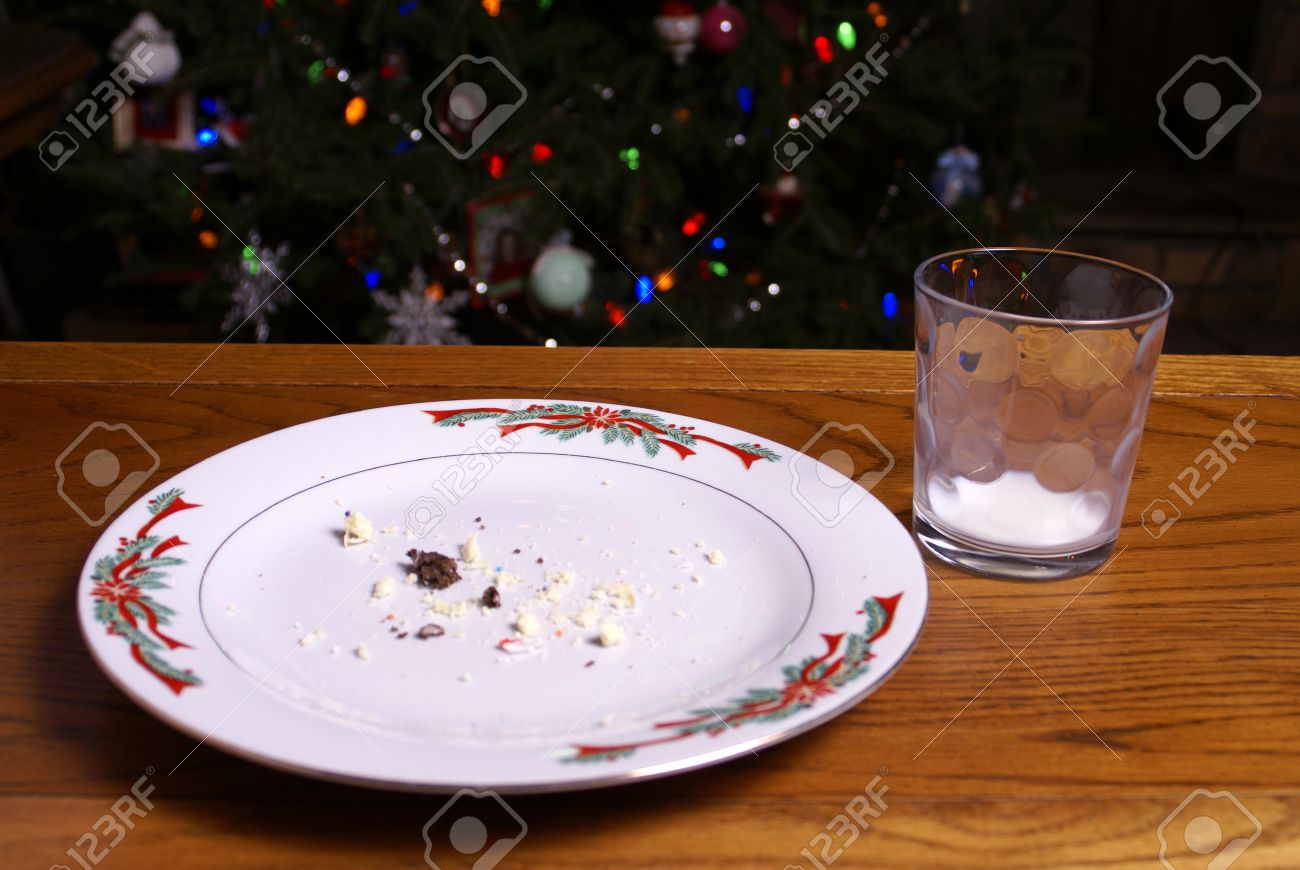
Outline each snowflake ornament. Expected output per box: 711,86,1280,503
220,231,292,342
373,266,470,345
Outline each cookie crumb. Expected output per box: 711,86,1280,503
299,628,327,648
461,533,482,564
598,620,626,647
515,612,541,636
416,623,445,640
370,576,397,602
407,549,461,589
481,586,502,609
343,511,374,546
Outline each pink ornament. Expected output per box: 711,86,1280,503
699,1,746,54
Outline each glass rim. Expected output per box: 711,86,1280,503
914,246,1174,328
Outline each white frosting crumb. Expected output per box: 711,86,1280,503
598,620,626,647
692,574,704,584
669,546,682,555
370,576,396,602
299,628,327,648
694,540,706,548
573,607,599,628
225,603,238,614
343,511,374,546
593,581,637,609
602,478,614,486
461,532,481,564
673,609,687,618
428,599,470,619
329,645,340,656
516,612,541,636
460,672,472,684
403,573,418,585
598,714,615,728
497,570,520,587
381,523,399,536
673,583,684,592
706,549,726,565
355,642,370,661
334,498,345,507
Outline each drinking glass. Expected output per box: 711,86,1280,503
912,248,1173,579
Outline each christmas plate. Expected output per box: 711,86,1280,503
78,399,927,793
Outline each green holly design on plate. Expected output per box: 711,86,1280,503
90,488,202,694
560,593,903,763
425,403,780,468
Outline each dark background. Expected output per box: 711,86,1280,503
0,0,1296,354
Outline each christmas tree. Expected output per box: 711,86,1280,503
20,0,1065,348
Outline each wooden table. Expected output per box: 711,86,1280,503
2,342,1297,869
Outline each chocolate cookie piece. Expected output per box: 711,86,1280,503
407,549,461,589
481,586,501,609
416,623,445,639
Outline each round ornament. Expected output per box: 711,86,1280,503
699,1,747,54
530,245,594,311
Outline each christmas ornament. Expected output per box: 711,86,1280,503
761,173,804,226
929,145,983,208
110,12,182,85
699,2,747,54
530,244,593,311
220,232,291,343
654,1,701,66
373,267,470,345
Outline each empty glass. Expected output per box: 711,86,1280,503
912,248,1173,579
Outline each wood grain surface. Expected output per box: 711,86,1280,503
0,342,1296,870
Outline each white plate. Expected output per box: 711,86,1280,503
79,400,927,792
